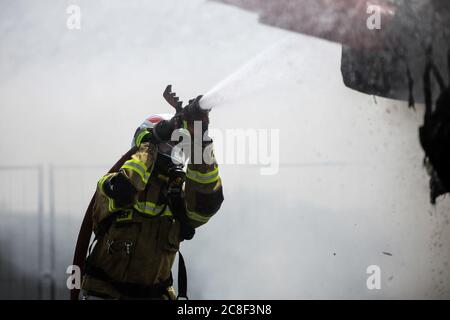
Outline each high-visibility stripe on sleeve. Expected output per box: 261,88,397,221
186,209,212,224
97,173,115,196
107,198,118,212
97,173,122,213
121,159,151,184
135,129,150,148
186,167,220,184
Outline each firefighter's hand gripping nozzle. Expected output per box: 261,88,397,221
151,85,210,143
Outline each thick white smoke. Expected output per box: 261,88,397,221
0,0,449,300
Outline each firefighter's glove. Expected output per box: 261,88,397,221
183,95,210,136
180,223,195,241
152,120,176,143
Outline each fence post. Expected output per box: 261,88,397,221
48,164,56,300
37,164,44,300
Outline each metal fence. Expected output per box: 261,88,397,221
0,166,44,299
48,165,105,300
0,164,106,300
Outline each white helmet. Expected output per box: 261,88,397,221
138,114,174,131
131,114,173,148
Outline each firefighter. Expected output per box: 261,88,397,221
80,99,224,300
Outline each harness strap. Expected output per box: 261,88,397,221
177,251,188,300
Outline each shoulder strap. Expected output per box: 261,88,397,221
70,147,137,300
